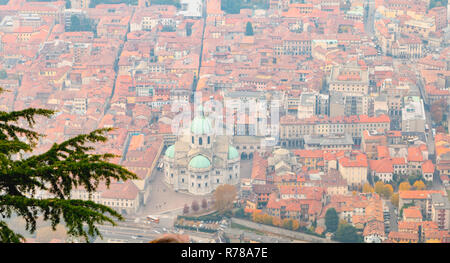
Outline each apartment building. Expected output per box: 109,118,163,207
429,193,450,230
279,114,390,148
401,97,426,133
328,63,369,96
338,152,369,187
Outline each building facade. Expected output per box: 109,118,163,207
163,113,240,195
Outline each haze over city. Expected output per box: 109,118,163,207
0,0,449,244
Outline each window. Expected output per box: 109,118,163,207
199,137,203,145
208,136,210,144
192,136,194,144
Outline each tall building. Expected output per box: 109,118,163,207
328,62,369,96
401,97,426,133
329,92,372,117
163,111,240,195
179,0,203,18
429,6,448,31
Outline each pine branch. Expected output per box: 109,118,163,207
0,221,25,243
0,196,122,242
9,129,137,198
0,105,137,243
0,108,54,153
0,108,54,127
0,139,32,155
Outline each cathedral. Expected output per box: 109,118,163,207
163,111,240,195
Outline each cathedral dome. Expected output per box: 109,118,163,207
189,155,211,169
190,116,212,135
228,145,239,160
165,145,175,158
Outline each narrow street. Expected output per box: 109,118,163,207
103,7,135,115
383,200,398,233
191,0,208,101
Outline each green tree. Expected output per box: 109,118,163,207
325,208,339,233
408,172,424,186
334,223,362,243
312,218,317,228
233,208,245,218
0,87,136,243
245,22,254,36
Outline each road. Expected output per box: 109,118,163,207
94,216,179,243
364,0,375,36
230,218,335,243
383,200,398,233
103,7,135,115
191,0,208,101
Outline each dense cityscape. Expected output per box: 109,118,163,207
0,0,449,243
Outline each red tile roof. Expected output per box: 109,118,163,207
399,190,444,200
407,147,423,162
251,152,268,182
339,153,368,167
369,158,394,173
377,146,390,159
422,160,435,174
388,231,419,241
403,207,422,219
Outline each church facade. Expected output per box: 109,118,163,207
163,113,240,195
